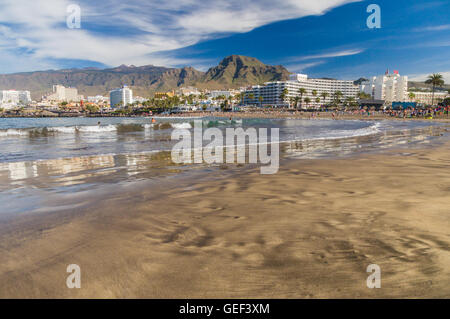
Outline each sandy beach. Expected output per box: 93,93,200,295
0,136,449,298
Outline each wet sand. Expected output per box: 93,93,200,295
0,142,449,298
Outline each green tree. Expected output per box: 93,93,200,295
280,88,289,107
425,73,445,105
357,92,372,100
345,96,357,110
304,97,311,109
294,96,300,109
408,92,416,102
333,91,343,110
320,92,329,108
298,88,307,110
248,93,255,104
86,104,100,113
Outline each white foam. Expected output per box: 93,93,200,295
77,125,117,132
171,122,192,129
0,129,28,137
47,126,77,133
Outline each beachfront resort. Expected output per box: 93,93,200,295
1,71,449,118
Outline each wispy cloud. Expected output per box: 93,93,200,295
288,49,364,62
280,48,363,73
414,24,450,32
284,61,326,73
0,0,361,72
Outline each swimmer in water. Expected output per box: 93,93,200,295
97,121,101,126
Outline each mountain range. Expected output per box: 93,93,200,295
0,55,446,100
0,55,290,100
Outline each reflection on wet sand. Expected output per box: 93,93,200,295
0,152,179,191
0,126,447,193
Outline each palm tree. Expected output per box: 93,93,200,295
304,97,311,109
333,91,343,110
315,97,321,108
357,92,372,100
345,96,357,110
290,97,296,108
408,92,416,102
320,92,329,109
248,93,255,105
425,73,445,105
298,88,307,110
294,96,300,109
258,96,264,108
280,88,289,107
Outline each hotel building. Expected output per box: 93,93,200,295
242,74,359,108
110,85,133,108
0,90,32,109
45,85,82,102
408,91,448,105
361,72,408,104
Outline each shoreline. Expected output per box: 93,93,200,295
0,137,449,298
2,111,450,123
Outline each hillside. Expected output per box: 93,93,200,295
408,81,450,92
0,55,290,99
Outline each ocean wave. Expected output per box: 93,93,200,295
0,121,380,139
171,122,192,129
0,129,29,137
47,126,77,133
279,122,382,144
321,122,382,140
77,125,117,132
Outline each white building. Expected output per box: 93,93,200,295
242,74,359,108
87,95,110,104
0,90,32,109
110,85,133,108
408,91,448,105
45,85,82,102
208,90,234,99
133,96,148,104
361,72,408,104
177,87,202,96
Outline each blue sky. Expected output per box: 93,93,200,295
0,0,449,82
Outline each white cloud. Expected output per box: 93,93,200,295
409,72,450,84
280,48,363,73
415,24,450,32
286,49,364,62
0,0,360,71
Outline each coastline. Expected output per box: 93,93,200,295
0,134,449,298
2,111,450,123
